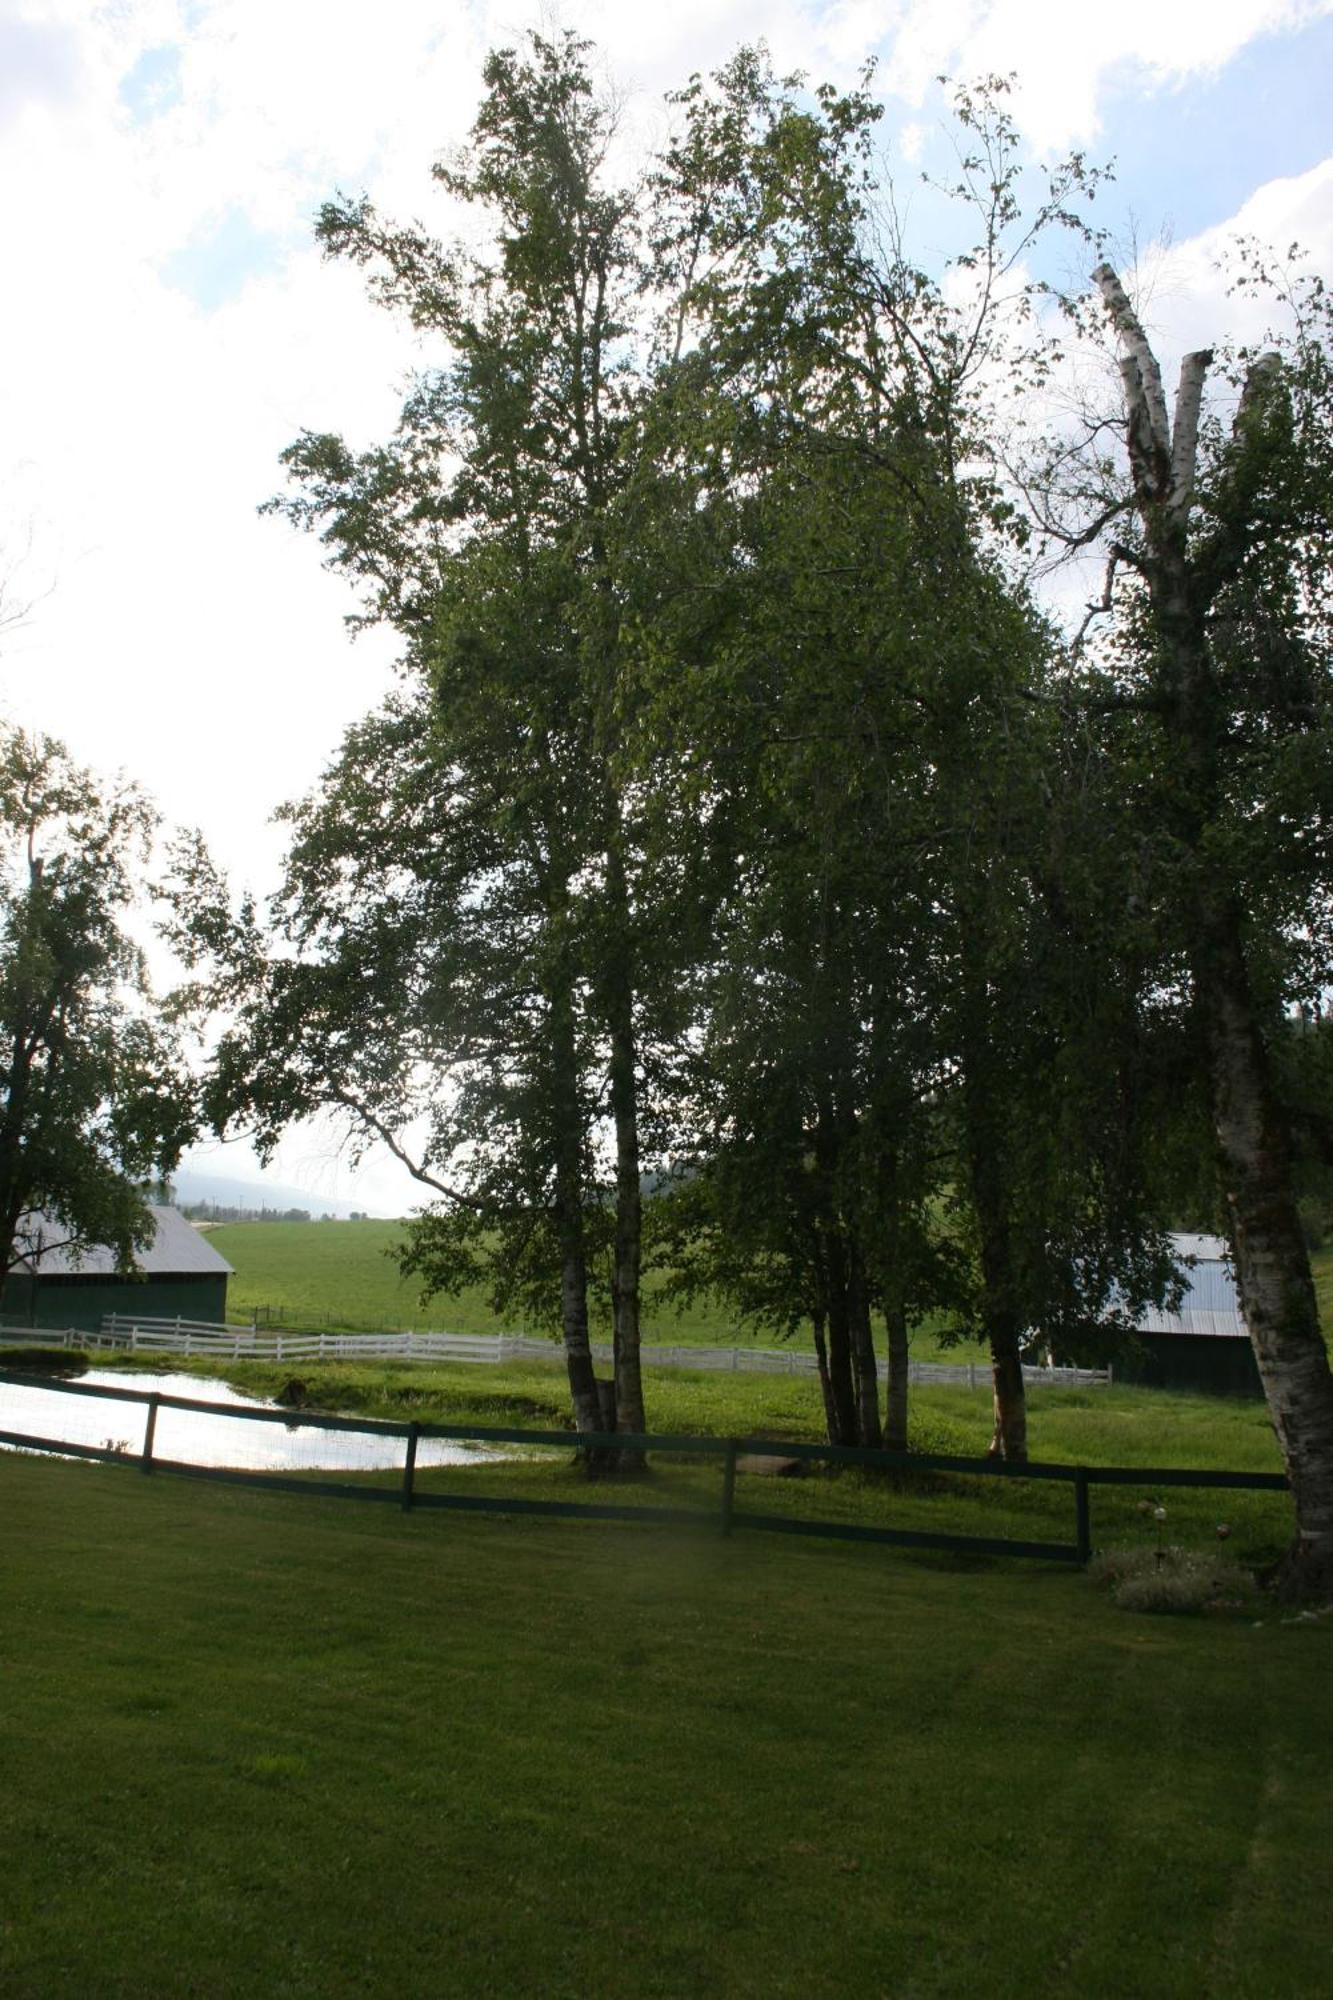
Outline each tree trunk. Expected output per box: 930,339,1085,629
818,1235,858,1447
547,967,600,1438
961,1043,1029,1463
812,1309,838,1441
884,1299,910,1454
987,1326,1028,1463
0,1024,39,1273
604,842,646,1440
975,1209,1028,1464
814,1100,859,1446
846,1238,882,1449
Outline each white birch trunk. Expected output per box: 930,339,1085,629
1096,265,1333,1593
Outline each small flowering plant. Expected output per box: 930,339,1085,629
1091,1505,1256,1615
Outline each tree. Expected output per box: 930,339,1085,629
201,33,708,1447
635,57,1179,1460
0,727,196,1278
1056,256,1333,1591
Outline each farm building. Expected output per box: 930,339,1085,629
1,1205,232,1335
1112,1233,1261,1397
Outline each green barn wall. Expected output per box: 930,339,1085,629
1,1273,229,1335
1112,1332,1262,1398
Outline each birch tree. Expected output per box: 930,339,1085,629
211,33,695,1445
1073,256,1333,1592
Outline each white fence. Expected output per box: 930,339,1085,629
0,1314,1111,1387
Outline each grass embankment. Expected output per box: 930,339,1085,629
1,1451,1329,2000
211,1218,967,1357
64,1352,1295,1567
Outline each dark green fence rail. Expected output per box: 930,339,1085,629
0,1368,1289,1565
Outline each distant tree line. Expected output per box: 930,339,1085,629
182,1203,372,1224
184,1202,313,1224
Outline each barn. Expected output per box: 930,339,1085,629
1112,1233,1262,1397
2,1205,233,1335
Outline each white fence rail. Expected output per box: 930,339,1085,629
0,1314,1111,1387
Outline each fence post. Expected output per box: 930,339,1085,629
141,1394,160,1475
401,1423,420,1512
720,1440,738,1537
1074,1467,1091,1565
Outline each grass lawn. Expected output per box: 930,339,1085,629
1,1450,1329,1999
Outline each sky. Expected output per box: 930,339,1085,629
2,0,1331,1213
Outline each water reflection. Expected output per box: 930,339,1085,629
0,1369,500,1473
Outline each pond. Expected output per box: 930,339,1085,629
0,1368,503,1474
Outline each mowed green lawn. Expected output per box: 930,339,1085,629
2,1450,1330,2000
212,1218,969,1359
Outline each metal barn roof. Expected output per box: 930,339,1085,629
12,1205,234,1278
1135,1233,1246,1341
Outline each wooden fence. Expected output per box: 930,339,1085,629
0,1315,1113,1388
0,1366,1281,1568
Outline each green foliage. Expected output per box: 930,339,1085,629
196,34,704,1434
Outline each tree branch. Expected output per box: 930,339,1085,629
324,1087,488,1210
1070,553,1122,659
1094,263,1171,471
1167,348,1214,525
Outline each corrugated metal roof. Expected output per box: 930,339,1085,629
13,1206,233,1278
1136,1234,1246,1340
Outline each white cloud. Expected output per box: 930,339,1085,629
1088,156,1333,412
883,0,1333,151
897,118,926,162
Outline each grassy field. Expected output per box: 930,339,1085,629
1,1449,1329,1999
211,1218,972,1360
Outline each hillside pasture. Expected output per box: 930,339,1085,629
212,1218,979,1362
